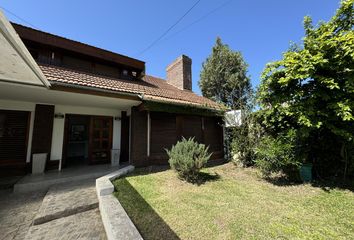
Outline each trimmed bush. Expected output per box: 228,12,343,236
166,137,211,181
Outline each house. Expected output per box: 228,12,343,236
0,14,225,177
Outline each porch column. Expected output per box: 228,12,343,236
147,111,151,157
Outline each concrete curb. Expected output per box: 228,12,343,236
96,165,143,240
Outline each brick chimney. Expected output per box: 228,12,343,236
166,55,192,91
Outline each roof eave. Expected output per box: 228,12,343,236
140,94,226,114
49,81,142,101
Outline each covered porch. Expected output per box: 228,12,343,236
0,80,140,177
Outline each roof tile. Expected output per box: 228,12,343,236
39,64,223,110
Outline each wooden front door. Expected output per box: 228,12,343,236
89,116,113,164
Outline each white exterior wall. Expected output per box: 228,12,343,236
50,104,122,162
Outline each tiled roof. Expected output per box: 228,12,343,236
39,64,224,110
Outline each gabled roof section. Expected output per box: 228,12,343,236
12,22,145,72
40,64,224,110
0,11,50,87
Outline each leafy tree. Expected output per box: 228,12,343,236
199,37,252,110
258,0,354,179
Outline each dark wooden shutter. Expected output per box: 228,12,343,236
0,110,30,176
31,104,54,157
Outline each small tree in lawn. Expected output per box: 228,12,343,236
257,0,354,179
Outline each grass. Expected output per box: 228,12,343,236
113,163,354,240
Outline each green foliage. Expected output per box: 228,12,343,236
199,37,252,110
257,0,354,179
166,137,211,181
255,130,302,180
199,37,254,163
231,112,263,167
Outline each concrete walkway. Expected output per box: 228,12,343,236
33,180,98,225
0,189,45,240
26,209,105,240
0,180,106,240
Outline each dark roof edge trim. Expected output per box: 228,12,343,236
140,95,226,113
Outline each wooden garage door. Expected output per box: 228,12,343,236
0,110,30,176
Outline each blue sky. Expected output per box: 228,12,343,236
1,0,340,94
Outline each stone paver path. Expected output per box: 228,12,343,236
0,189,45,240
25,208,106,240
33,180,98,225
0,180,106,240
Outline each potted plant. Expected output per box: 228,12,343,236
299,162,313,182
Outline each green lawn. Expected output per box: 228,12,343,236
113,163,354,240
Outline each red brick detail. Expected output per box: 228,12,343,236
166,55,192,90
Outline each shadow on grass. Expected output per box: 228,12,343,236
265,175,354,192
178,171,221,186
113,178,180,240
132,165,171,177
310,180,354,193
264,175,303,187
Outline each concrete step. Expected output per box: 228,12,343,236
33,180,98,225
26,208,106,240
14,164,121,193
0,176,22,190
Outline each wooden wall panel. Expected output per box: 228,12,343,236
150,112,176,163
130,107,148,167
131,110,224,167
204,117,224,159
177,115,203,143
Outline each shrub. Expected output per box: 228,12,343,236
166,137,212,181
255,129,302,180
231,113,263,167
